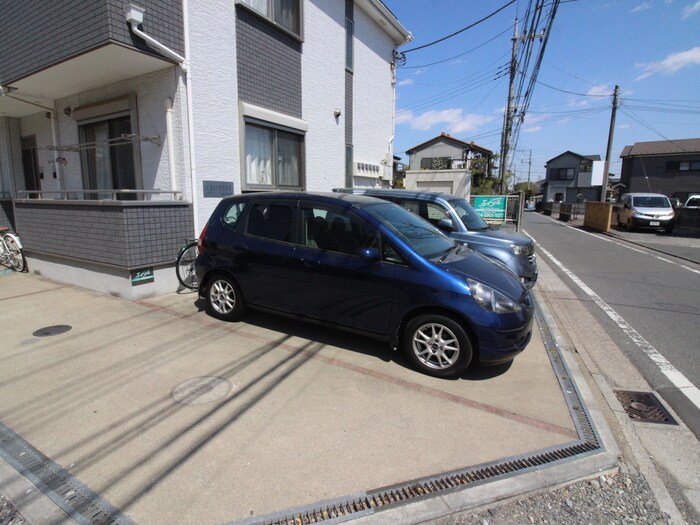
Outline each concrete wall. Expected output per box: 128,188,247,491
302,1,347,190
404,169,471,197
188,0,240,232
352,3,396,182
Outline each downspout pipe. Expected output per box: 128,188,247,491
125,3,199,233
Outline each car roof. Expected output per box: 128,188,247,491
335,188,459,201
219,191,386,208
625,193,670,197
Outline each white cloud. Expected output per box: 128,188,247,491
395,108,496,133
523,126,542,133
398,78,414,87
632,1,653,11
682,0,700,17
618,123,631,129
636,46,700,79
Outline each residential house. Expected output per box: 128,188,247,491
619,138,700,202
542,151,603,203
403,132,493,197
0,0,411,298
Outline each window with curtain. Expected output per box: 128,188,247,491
239,0,301,37
245,123,304,190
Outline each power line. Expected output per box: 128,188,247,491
534,78,612,97
401,25,513,69
400,0,517,54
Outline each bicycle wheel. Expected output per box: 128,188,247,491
176,241,199,289
2,234,25,272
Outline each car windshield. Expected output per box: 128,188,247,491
364,202,455,259
448,198,489,231
632,196,670,208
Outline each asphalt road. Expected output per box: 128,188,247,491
522,211,700,438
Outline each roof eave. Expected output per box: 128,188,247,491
356,0,413,46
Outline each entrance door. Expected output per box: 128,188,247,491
21,136,40,196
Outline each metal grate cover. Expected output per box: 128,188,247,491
614,390,678,425
0,422,134,525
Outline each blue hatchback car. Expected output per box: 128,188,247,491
195,192,534,378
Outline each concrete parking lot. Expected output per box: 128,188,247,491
0,272,609,525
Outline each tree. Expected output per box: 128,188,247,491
471,155,512,194
513,182,537,195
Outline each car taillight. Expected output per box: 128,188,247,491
197,224,208,253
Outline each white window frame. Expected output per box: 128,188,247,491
240,103,308,192
236,0,303,40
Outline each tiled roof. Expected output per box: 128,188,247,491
619,138,700,157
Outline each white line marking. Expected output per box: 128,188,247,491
528,214,700,274
655,256,674,264
534,241,700,411
681,265,700,275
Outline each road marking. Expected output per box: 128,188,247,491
655,256,674,264
532,240,700,412
530,215,700,273
681,265,700,275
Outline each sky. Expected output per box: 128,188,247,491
382,0,700,185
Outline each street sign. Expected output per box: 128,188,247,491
473,196,507,220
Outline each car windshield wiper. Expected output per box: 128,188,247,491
438,243,462,263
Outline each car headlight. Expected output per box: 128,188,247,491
510,244,530,256
467,279,521,313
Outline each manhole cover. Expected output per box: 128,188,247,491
172,377,232,405
614,390,677,425
33,325,72,337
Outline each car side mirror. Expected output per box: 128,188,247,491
359,247,381,262
437,218,454,232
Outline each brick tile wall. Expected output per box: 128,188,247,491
14,201,193,269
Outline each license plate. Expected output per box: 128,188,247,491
650,221,660,226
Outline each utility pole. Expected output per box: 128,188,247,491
601,84,620,202
498,19,518,195
521,149,532,187
499,21,544,194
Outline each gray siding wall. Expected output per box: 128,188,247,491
0,0,183,84
621,154,700,196
236,6,302,117
14,201,193,269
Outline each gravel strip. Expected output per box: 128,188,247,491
446,472,686,525
0,493,26,525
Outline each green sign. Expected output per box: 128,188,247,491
473,196,506,220
131,267,154,285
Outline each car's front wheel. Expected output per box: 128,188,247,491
205,274,246,321
403,315,473,378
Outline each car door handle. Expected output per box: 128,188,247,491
301,258,320,268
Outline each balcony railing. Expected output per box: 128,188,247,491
17,189,183,201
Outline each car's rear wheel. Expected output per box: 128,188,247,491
403,315,473,378
205,274,246,321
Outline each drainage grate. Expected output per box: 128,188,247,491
614,390,678,425
0,422,134,525
33,325,72,337
229,299,604,525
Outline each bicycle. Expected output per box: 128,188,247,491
0,227,25,272
175,239,199,289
